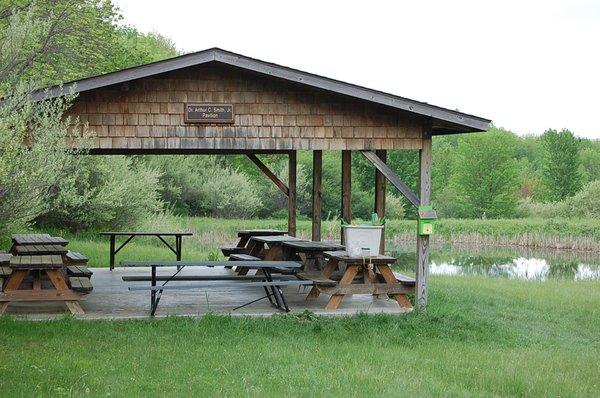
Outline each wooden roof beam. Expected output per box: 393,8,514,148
360,150,420,207
247,154,289,196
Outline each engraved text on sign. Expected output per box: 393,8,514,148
185,103,234,123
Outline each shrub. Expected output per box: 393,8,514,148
385,193,405,219
38,156,163,231
516,197,567,218
195,165,263,218
565,180,600,218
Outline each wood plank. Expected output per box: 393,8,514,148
247,154,290,196
378,264,413,308
66,251,88,264
323,250,396,264
122,275,297,282
10,255,63,269
120,260,302,269
374,149,387,254
32,271,41,291
325,264,358,310
0,290,83,301
341,150,352,244
129,280,314,291
3,270,28,290
69,277,93,293
317,283,414,295
99,232,193,236
296,271,336,285
220,245,247,256
361,150,420,207
288,151,297,236
312,150,323,241
66,266,93,277
229,254,261,261
416,131,432,308
46,269,71,291
65,301,85,315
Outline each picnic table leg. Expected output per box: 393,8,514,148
0,270,28,314
46,269,84,315
264,269,290,312
109,234,116,271
325,265,359,310
151,265,157,315
176,235,182,261
377,265,413,309
307,259,338,299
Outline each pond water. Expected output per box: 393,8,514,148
388,244,600,281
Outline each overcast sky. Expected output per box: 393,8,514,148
113,0,600,139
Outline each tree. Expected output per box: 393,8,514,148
580,147,600,183
540,129,582,202
0,0,121,88
0,2,176,235
0,8,89,235
448,129,521,218
0,1,178,90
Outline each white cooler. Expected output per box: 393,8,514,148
343,225,384,257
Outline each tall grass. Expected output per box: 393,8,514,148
11,216,600,267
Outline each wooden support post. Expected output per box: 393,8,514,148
288,151,297,236
341,150,352,244
416,130,432,308
374,150,386,254
312,150,323,241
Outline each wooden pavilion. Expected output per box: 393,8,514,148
38,48,490,307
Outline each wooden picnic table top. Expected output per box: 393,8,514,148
237,229,285,238
10,255,64,270
13,244,68,256
282,240,345,252
323,250,397,264
249,235,306,244
11,234,68,246
120,259,302,270
99,231,193,236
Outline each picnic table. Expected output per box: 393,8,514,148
220,229,285,256
11,234,68,246
281,240,345,271
100,232,193,270
247,235,307,260
120,259,308,315
304,250,415,310
12,244,68,256
0,255,89,315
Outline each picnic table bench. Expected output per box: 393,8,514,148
121,260,308,315
220,229,285,257
0,255,89,315
100,231,193,270
305,251,415,310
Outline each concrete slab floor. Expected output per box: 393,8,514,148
1,267,412,320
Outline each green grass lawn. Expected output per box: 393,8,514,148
1,277,598,396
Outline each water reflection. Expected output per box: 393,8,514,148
389,244,600,281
